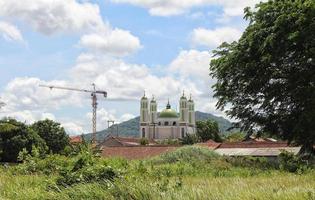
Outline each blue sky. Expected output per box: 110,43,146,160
0,0,262,135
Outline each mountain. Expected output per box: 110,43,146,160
84,111,233,141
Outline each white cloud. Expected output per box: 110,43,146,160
119,113,135,122
169,50,211,80
0,0,141,57
71,55,201,101
61,122,84,136
1,110,56,124
0,21,24,42
2,77,85,112
0,0,104,35
111,0,264,17
79,29,142,57
191,27,242,48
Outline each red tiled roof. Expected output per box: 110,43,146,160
196,139,221,150
102,146,179,160
70,135,82,143
99,135,157,147
219,141,290,148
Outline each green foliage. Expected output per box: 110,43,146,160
279,151,309,173
140,137,149,146
196,119,222,142
1,145,315,199
155,146,220,164
31,119,69,154
180,134,199,145
210,0,315,154
157,139,180,145
224,132,246,142
0,118,47,162
226,156,275,170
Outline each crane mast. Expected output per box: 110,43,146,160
39,83,107,144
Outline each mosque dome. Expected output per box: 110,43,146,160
159,108,178,118
159,100,178,118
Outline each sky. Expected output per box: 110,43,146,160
0,0,264,135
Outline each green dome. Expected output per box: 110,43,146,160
159,108,178,118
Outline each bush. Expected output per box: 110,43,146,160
57,165,118,187
180,134,199,145
156,146,220,164
140,138,149,146
226,156,274,170
278,151,309,173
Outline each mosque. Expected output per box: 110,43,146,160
139,92,196,140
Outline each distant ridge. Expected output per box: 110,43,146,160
84,111,233,141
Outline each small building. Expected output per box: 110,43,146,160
139,92,196,140
69,135,82,144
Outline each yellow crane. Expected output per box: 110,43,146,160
39,83,107,143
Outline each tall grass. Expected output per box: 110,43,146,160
0,146,314,200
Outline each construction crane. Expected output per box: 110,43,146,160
39,83,107,143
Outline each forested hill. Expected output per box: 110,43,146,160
85,111,233,141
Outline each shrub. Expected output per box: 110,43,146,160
140,138,149,146
278,150,309,173
156,146,220,164
57,165,118,187
226,156,274,170
180,134,199,145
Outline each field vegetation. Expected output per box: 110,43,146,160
0,145,314,200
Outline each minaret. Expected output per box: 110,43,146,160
188,94,195,126
179,90,188,123
150,95,157,124
140,91,149,138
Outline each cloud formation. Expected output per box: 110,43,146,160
79,29,142,57
191,27,242,48
0,0,141,56
0,21,24,42
0,0,104,34
111,0,264,17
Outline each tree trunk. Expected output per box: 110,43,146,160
299,142,315,159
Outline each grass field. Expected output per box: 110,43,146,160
0,146,314,200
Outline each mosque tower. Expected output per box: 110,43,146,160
179,91,188,123
150,96,157,124
140,92,149,137
188,94,195,126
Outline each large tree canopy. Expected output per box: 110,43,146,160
196,120,222,142
0,119,47,162
210,0,315,154
31,119,69,154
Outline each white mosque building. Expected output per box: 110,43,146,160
139,92,196,140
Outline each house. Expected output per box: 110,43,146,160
69,135,82,144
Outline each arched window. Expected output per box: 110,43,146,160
164,121,169,126
142,128,145,138
173,121,176,126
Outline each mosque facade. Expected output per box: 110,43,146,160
139,92,196,140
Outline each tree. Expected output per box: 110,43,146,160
180,134,199,145
225,132,246,142
31,119,69,154
196,120,222,142
0,118,47,162
210,0,315,155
